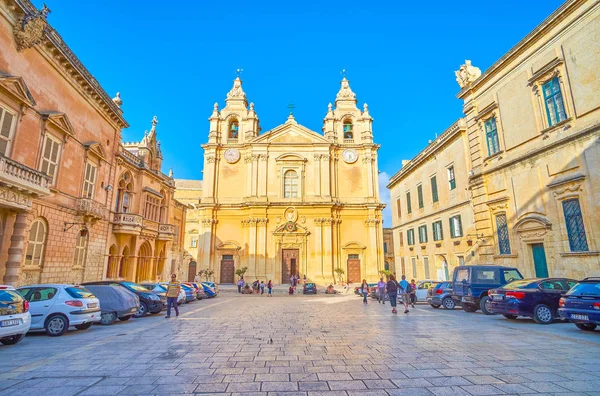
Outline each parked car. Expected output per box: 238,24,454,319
369,287,389,301
83,285,140,325
83,281,164,317
488,278,577,324
190,283,206,299
452,265,524,315
0,286,31,345
180,283,198,302
303,282,317,294
16,285,100,336
427,281,459,309
558,277,600,331
414,280,436,302
201,282,218,298
355,283,377,296
142,283,185,305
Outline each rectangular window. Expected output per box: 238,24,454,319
190,236,198,248
542,77,567,127
418,225,428,244
383,242,388,254
0,106,16,156
431,176,438,203
447,166,456,190
399,232,404,247
73,232,88,267
433,220,443,241
411,257,417,278
458,255,465,266
496,214,511,255
485,117,500,156
417,185,424,209
562,199,589,252
396,198,401,219
40,134,61,184
449,215,463,238
407,229,415,245
406,192,412,214
144,194,161,222
348,254,359,259
423,256,430,279
82,162,97,199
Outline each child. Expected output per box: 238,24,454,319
260,281,265,295
288,285,294,295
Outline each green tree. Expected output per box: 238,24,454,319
235,266,248,279
379,269,392,280
334,267,345,284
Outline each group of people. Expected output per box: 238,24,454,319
360,274,416,314
237,277,274,296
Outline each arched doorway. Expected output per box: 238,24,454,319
347,254,361,283
188,261,197,282
136,242,153,282
106,245,118,278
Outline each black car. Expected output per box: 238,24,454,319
303,282,317,294
559,277,600,331
82,281,164,317
488,278,577,324
452,265,524,315
427,281,459,310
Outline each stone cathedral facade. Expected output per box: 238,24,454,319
177,77,385,284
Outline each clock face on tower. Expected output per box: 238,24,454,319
342,148,358,164
224,148,240,164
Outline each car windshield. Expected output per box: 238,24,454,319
503,269,523,283
503,280,538,289
0,290,22,304
306,283,315,287
122,282,151,292
65,287,95,299
567,282,600,296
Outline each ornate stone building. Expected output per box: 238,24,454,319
382,228,395,275
388,120,476,281
0,1,126,285
456,0,600,279
105,117,187,283
176,77,385,284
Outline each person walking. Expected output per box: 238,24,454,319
260,281,265,295
360,279,369,304
165,274,181,318
399,275,410,313
386,274,400,313
267,280,273,297
237,278,243,293
377,277,387,304
410,279,417,308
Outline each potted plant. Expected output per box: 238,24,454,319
334,267,345,284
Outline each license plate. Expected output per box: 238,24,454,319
492,295,503,301
571,314,589,321
87,303,97,308
1,319,19,327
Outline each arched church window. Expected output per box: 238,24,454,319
229,119,239,139
116,172,133,213
283,170,298,198
343,119,353,139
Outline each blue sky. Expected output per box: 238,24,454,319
35,0,564,225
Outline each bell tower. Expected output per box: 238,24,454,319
207,77,260,145
323,77,372,144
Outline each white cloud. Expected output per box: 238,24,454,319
378,171,392,227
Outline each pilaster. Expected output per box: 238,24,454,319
3,212,29,286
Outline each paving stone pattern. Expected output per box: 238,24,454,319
1,294,599,395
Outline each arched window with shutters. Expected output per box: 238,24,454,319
0,105,16,156
25,218,47,267
116,172,133,213
73,230,89,267
283,170,298,198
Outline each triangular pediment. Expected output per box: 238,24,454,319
83,141,107,161
251,121,330,145
41,111,75,137
0,71,36,107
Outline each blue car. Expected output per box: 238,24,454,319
180,284,197,303
488,278,576,324
558,277,600,332
201,282,217,298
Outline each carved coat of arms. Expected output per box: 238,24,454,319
13,4,51,52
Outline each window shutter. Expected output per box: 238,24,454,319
0,110,13,156
431,176,438,203
457,216,463,236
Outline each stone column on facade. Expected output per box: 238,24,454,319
203,155,217,203
257,218,267,278
366,218,379,280
258,155,268,198
248,218,257,277
314,155,322,197
314,218,323,276
333,154,339,198
2,212,29,286
322,218,333,282
130,255,139,282
364,156,374,199
252,155,259,197
323,155,331,197
245,155,253,198
200,218,214,271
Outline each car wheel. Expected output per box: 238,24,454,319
133,302,148,318
100,312,117,325
44,314,69,337
74,322,92,330
118,315,132,321
430,304,440,308
0,333,25,345
442,297,456,310
462,303,478,312
533,304,554,324
479,296,495,315
575,323,597,331
503,314,518,320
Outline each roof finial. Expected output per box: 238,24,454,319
151,115,158,128
287,102,295,115
112,92,122,107
169,168,173,178
341,68,347,79
235,68,244,78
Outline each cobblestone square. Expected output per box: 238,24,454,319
1,294,599,395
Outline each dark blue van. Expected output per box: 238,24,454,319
452,265,523,315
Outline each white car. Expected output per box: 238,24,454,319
16,284,101,337
415,280,436,302
0,285,31,345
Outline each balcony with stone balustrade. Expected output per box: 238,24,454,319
75,198,106,221
157,223,175,241
0,154,50,211
112,213,143,234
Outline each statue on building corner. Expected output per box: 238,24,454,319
454,60,482,88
